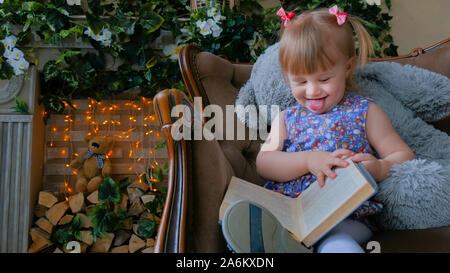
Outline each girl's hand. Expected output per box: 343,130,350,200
350,153,383,181
307,149,355,188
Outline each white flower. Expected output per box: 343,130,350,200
196,20,205,28
365,0,381,5
1,36,18,51
100,29,112,46
17,58,30,71
85,27,112,47
207,8,217,17
3,49,14,59
163,44,181,61
7,57,29,75
210,24,222,38
101,39,112,47
180,27,190,34
67,0,81,5
13,68,24,76
84,27,94,37
206,19,216,28
1,35,29,75
101,29,112,40
6,58,18,67
6,59,23,75
10,48,24,60
213,14,224,22
198,22,212,36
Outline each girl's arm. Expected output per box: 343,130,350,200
256,111,310,181
257,110,356,185
355,102,415,181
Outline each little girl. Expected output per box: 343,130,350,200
256,6,415,253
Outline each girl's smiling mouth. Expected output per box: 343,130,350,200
305,96,328,112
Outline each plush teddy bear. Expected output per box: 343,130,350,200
70,134,113,194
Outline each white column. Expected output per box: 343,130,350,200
0,66,45,253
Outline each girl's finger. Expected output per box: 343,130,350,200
331,149,355,158
323,168,337,180
351,153,370,162
330,157,350,168
316,172,325,188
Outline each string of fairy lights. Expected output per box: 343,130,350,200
49,97,162,200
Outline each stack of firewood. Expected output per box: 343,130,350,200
28,181,161,253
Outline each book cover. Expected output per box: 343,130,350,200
220,158,378,248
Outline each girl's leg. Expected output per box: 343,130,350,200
315,218,373,253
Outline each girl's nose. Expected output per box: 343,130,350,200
306,83,322,98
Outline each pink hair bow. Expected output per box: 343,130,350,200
277,7,295,27
329,5,348,26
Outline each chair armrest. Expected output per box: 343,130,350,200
153,89,192,253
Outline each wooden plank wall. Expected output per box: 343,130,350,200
43,97,168,194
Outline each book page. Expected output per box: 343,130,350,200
220,176,304,238
299,159,369,236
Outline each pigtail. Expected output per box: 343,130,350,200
347,16,374,67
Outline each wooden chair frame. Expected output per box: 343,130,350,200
152,38,450,253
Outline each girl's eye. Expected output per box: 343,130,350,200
319,77,330,82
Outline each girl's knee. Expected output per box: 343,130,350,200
316,233,365,253
331,218,373,244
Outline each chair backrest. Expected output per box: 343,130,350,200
179,44,266,185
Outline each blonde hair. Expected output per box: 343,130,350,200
279,8,374,91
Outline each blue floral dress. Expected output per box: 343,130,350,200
264,93,383,219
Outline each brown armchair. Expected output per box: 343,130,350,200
153,38,450,253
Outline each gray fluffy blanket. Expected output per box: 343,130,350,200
236,43,450,231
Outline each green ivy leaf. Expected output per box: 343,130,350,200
386,0,392,10
61,69,79,88
88,204,120,241
144,70,152,83
71,214,82,231
23,17,33,32
22,1,44,12
98,176,121,205
117,206,128,220
145,56,157,69
10,96,29,113
45,8,68,32
143,198,159,216
143,186,167,217
0,62,14,80
56,50,81,64
52,228,72,244
139,6,164,33
60,25,84,39
118,177,132,193
86,12,104,35
137,220,157,239
155,140,166,150
152,168,164,183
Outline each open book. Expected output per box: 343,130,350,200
219,158,378,248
